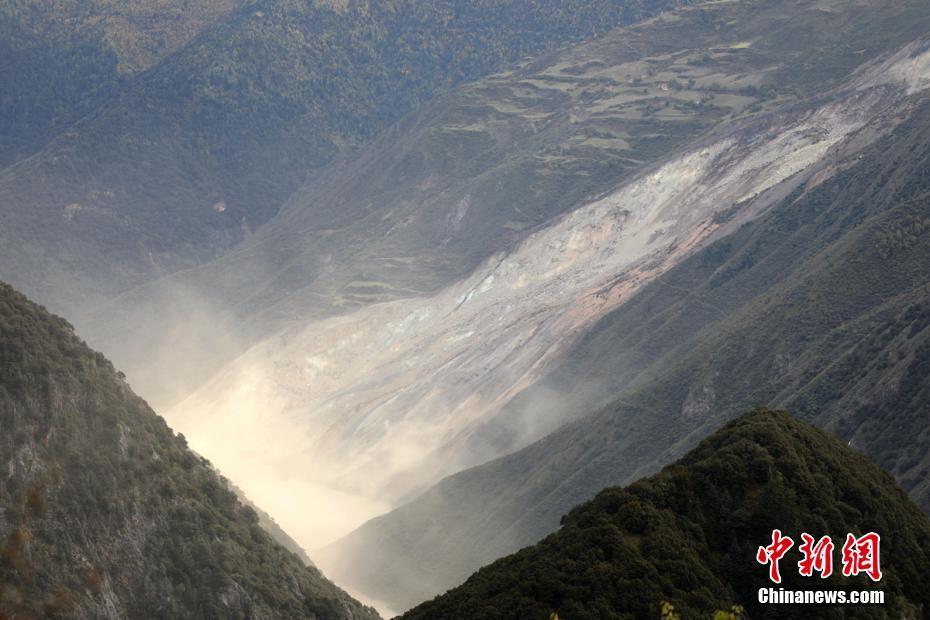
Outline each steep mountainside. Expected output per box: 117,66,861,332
0,282,378,619
84,0,930,409
0,0,691,316
225,479,316,568
132,8,930,580
326,87,930,611
0,0,244,167
401,410,930,620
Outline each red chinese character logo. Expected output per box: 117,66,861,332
798,533,834,578
841,532,882,582
756,529,795,583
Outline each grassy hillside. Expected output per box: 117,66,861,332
401,410,930,620
0,281,379,619
0,0,693,316
326,88,930,610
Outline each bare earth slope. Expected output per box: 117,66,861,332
326,82,930,613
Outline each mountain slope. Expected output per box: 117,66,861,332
84,0,930,410
0,0,244,167
325,85,930,611
134,6,930,583
0,281,378,619
0,0,692,316
401,410,930,620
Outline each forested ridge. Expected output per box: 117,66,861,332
402,410,930,620
0,281,379,619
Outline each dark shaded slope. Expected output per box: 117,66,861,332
0,0,693,315
0,11,122,169
0,282,378,619
327,90,930,610
401,410,930,620
0,0,244,167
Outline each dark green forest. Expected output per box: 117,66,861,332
402,410,930,620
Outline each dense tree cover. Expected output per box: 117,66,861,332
0,282,379,619
0,0,243,167
402,410,930,620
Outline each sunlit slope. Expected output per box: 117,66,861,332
327,81,930,612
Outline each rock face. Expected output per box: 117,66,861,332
400,410,930,620
0,282,379,620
